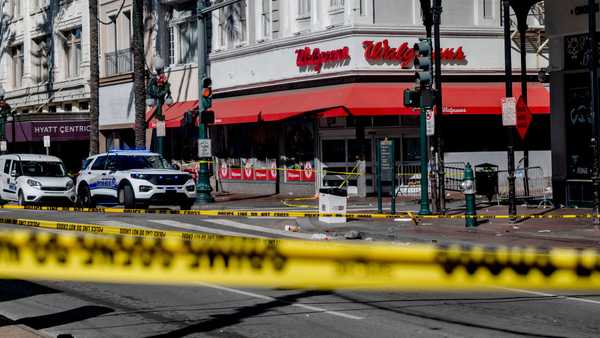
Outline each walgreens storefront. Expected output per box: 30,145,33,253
157,33,550,196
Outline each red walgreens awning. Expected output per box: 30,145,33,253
442,83,549,115
149,82,549,127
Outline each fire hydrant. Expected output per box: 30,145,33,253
462,163,477,228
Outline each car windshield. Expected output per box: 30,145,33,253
116,155,170,170
19,161,66,177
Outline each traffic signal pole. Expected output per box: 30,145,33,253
432,0,445,213
503,0,517,219
588,0,600,224
414,39,433,215
196,0,214,203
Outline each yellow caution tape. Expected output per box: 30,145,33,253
0,204,596,222
0,216,220,241
0,229,598,290
0,204,419,222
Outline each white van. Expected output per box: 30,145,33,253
0,154,75,205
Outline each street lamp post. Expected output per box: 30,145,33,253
146,57,173,155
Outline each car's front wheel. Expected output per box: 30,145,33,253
18,191,27,206
121,185,136,209
77,184,95,208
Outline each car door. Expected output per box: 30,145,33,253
0,159,15,200
4,160,17,201
103,154,119,199
87,155,112,198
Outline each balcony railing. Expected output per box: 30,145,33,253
105,48,132,76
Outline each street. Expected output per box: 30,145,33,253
0,205,598,337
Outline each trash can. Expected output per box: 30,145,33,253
319,188,348,224
475,163,499,202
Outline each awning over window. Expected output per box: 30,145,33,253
441,83,550,115
148,82,550,127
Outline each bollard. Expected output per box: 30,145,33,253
462,163,477,228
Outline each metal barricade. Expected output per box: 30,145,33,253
497,167,550,203
444,162,466,192
395,163,422,200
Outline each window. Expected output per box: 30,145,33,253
10,45,23,89
168,26,175,65
177,20,197,64
298,0,311,17
330,0,344,11
11,0,21,18
483,0,493,19
63,28,82,78
4,160,12,174
32,37,49,84
122,11,132,49
261,0,271,39
91,156,107,170
218,7,226,48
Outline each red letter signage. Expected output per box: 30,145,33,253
295,46,351,73
363,39,466,68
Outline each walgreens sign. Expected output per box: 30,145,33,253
362,39,466,68
295,46,351,73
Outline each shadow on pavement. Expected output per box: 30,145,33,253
0,279,60,302
332,293,568,338
146,290,331,338
10,305,114,330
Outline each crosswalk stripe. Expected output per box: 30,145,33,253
148,219,263,238
202,218,315,240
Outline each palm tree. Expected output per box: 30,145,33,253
89,0,99,155
133,0,146,149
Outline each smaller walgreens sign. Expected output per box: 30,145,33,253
295,46,350,73
362,39,466,68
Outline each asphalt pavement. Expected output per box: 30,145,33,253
0,205,599,337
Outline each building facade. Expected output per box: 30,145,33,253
198,0,550,196
546,0,596,206
101,0,550,197
0,0,91,171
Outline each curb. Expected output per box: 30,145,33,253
0,325,52,338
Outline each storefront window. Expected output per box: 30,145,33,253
322,140,346,163
373,116,400,127
285,119,314,161
348,139,372,161
403,138,420,162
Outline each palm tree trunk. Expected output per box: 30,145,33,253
88,0,99,155
133,0,146,149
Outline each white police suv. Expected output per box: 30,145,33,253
76,150,196,209
0,154,75,205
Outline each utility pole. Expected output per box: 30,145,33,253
503,0,516,218
432,0,445,213
89,0,99,155
133,0,146,149
589,0,600,224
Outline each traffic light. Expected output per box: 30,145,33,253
201,77,212,111
403,89,420,108
413,38,432,89
200,77,214,125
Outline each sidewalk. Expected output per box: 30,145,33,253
195,193,600,248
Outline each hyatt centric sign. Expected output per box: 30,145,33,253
7,120,90,142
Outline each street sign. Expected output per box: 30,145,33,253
380,139,394,181
0,141,6,152
43,135,50,148
426,110,435,136
156,121,166,137
198,139,212,158
516,96,533,140
502,97,517,126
